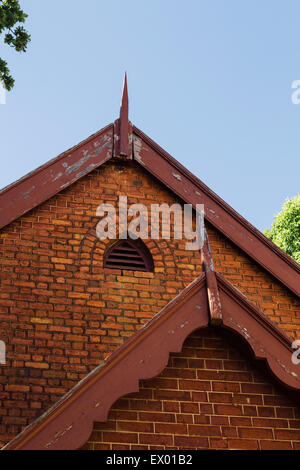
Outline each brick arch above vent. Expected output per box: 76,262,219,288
76,226,181,277
103,239,154,272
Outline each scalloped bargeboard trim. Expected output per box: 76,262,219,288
3,272,300,450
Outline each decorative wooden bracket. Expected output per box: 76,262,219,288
113,73,132,159
200,228,223,325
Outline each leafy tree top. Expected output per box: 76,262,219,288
264,193,300,264
0,0,30,90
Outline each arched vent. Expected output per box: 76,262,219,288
104,239,154,272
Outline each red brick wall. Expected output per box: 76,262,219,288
82,328,300,450
0,161,201,447
0,159,299,448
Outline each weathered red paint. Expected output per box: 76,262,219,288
217,271,300,390
113,119,132,159
0,125,113,230
200,229,222,325
132,126,300,298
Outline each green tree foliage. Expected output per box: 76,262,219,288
264,193,300,264
0,0,30,90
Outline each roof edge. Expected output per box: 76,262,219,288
132,125,300,298
216,271,293,347
0,124,114,231
133,125,300,274
0,124,113,196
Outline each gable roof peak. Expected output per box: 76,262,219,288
0,79,299,297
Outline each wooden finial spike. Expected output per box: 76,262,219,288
119,72,129,156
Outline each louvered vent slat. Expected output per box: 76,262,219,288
104,240,153,272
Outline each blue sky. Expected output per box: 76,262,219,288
1,0,300,232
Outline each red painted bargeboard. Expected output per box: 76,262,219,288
217,272,300,390
0,125,113,230
132,127,300,298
